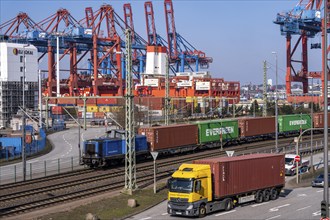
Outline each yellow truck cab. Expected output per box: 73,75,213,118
167,164,213,217
167,154,285,218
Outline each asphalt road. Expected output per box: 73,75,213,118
128,186,326,220
0,126,107,184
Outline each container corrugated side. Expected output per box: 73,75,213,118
195,119,238,144
138,124,198,151
313,112,330,128
238,117,275,137
194,153,285,199
278,114,311,132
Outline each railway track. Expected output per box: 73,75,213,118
0,134,325,218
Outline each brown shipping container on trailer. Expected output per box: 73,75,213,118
138,124,198,151
238,116,275,137
193,153,285,199
313,112,330,128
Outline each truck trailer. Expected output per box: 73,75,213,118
167,153,285,217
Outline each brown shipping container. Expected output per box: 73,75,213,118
97,97,117,105
193,153,285,199
77,98,97,105
138,124,198,151
57,98,76,105
238,116,275,137
51,106,63,115
313,112,330,128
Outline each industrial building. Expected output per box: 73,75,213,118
0,42,38,128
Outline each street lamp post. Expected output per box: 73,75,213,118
272,52,278,153
308,77,314,172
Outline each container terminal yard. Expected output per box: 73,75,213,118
0,0,330,219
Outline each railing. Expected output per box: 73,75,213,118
0,156,85,185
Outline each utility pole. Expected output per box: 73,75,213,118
38,70,42,129
22,44,29,181
272,52,278,153
165,55,170,125
322,0,329,217
124,29,136,195
263,61,267,117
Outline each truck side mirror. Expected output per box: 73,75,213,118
167,178,172,189
195,180,201,192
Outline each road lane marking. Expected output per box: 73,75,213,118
161,213,168,216
265,215,281,220
269,204,290,212
29,160,39,163
252,202,269,207
297,194,307,197
214,210,236,216
139,217,151,220
296,206,311,211
317,190,323,193
313,210,321,216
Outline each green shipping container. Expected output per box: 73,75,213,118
278,114,312,132
195,119,239,144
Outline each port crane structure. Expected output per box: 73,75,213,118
274,0,328,104
0,1,240,107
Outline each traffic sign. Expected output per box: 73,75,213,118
151,151,159,160
226,151,234,157
294,155,301,162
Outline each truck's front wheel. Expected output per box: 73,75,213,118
198,204,206,218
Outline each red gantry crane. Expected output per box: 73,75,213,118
164,0,212,73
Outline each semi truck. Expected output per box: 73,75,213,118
167,153,285,217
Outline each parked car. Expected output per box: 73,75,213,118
312,174,330,187
90,120,105,126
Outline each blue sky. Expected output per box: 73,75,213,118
0,0,324,85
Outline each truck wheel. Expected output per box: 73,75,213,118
256,191,264,203
270,188,279,200
263,190,270,202
224,199,233,211
199,204,206,218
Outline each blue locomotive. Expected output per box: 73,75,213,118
82,129,148,167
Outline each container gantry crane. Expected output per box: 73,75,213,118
274,0,329,104
83,4,123,96
0,12,44,38
144,1,167,46
164,0,213,73
123,3,148,79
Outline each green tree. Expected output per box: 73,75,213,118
280,104,294,115
249,100,260,116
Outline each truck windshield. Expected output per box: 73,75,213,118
285,158,294,165
168,178,193,193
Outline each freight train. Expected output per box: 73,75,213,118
82,112,325,168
